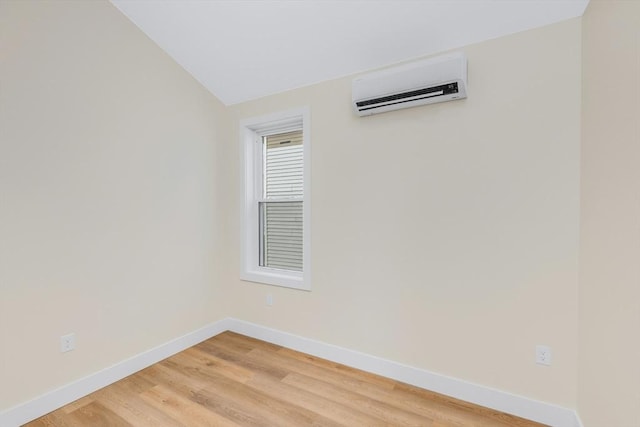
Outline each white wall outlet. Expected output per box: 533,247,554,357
266,293,274,306
536,345,551,366
60,333,76,353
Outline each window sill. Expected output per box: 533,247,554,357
240,268,310,291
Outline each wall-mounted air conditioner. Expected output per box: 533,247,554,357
352,52,467,117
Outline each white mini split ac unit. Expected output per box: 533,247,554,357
352,52,467,116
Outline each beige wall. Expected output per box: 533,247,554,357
226,19,582,407
0,0,230,409
579,1,640,426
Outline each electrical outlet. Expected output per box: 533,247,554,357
536,345,551,366
60,333,76,353
266,294,274,306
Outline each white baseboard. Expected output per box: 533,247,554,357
227,319,581,427
0,318,232,427
1,317,582,427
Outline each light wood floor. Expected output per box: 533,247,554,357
25,332,547,427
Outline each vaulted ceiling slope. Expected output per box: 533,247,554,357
110,0,589,105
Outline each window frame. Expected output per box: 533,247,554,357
239,107,311,290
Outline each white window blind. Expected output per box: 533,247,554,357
260,130,303,271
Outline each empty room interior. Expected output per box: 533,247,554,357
1,0,639,426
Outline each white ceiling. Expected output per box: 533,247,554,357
110,0,589,105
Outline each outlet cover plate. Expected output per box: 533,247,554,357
536,345,551,366
60,333,76,353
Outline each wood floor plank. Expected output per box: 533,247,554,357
66,401,132,427
276,345,398,389
246,371,389,427
23,332,549,427
171,348,255,384
243,345,467,425
209,331,282,354
59,395,95,415
260,352,493,427
113,373,158,395
392,382,547,427
165,352,341,427
22,411,78,427
85,379,183,427
245,346,397,395
139,384,241,427
150,357,319,427
282,371,434,427
192,385,342,427
195,338,290,380
141,362,272,427
140,363,211,396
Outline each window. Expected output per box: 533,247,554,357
240,108,310,290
